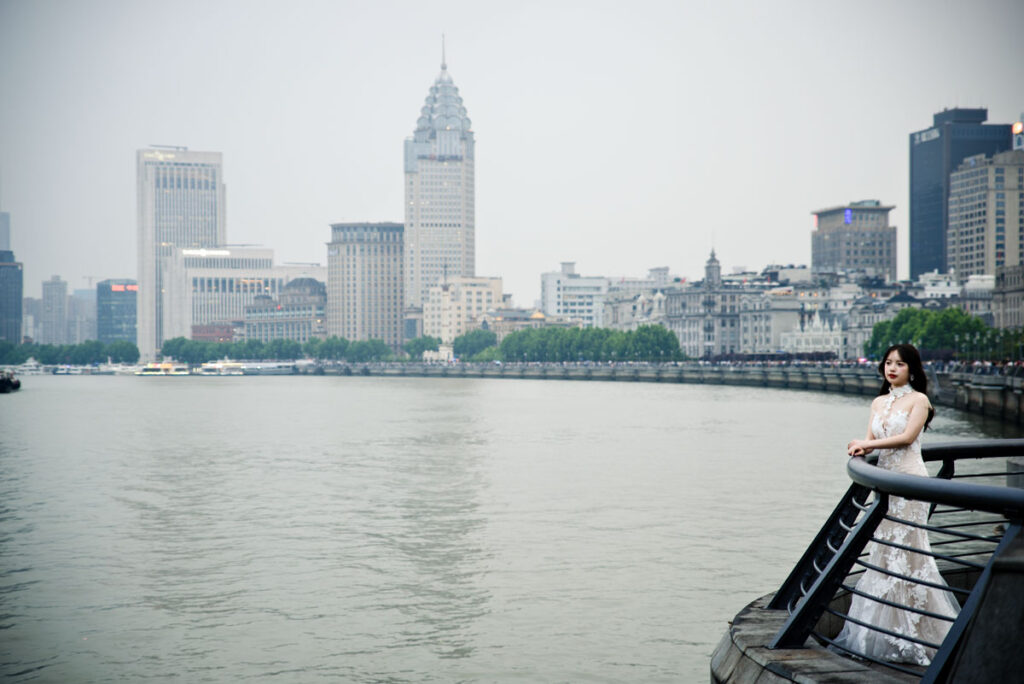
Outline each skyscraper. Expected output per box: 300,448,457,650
136,147,226,360
403,53,475,307
0,212,10,251
96,279,138,344
0,249,22,343
909,108,1012,279
327,222,404,350
947,150,1024,279
40,275,68,345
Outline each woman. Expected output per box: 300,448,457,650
832,344,960,666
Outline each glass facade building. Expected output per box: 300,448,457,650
909,108,1012,279
0,250,22,343
40,275,68,345
96,279,138,344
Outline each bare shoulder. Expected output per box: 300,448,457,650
912,391,932,410
870,395,887,410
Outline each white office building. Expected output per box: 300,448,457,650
161,247,325,341
423,276,503,343
540,262,609,328
136,147,226,360
403,56,475,306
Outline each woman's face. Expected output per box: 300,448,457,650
884,350,910,387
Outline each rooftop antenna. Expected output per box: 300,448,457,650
441,34,446,69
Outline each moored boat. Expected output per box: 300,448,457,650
241,362,297,375
198,360,245,376
135,362,191,376
0,369,20,393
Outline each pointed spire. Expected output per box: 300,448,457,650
441,34,447,70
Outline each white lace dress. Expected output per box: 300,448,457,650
832,388,961,665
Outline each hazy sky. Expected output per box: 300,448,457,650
1,0,1022,301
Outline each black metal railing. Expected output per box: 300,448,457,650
767,439,1024,682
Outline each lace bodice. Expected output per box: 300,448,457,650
870,386,927,476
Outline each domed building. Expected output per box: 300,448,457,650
244,277,326,344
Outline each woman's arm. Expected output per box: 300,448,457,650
847,396,929,456
847,398,881,456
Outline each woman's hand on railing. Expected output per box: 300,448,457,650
847,440,872,457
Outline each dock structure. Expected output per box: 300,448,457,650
321,362,1024,425
712,440,1024,683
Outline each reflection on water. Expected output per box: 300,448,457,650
0,375,1015,682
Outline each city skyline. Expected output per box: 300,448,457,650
1,0,1022,301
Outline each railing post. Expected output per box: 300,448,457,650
769,491,888,649
922,521,1023,683
769,483,871,611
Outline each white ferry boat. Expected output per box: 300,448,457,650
135,362,190,376
15,358,45,375
198,361,244,376
241,362,296,375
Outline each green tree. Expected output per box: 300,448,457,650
34,344,62,365
265,338,302,360
235,339,265,360
70,340,105,365
629,324,681,361
303,337,322,359
159,337,187,361
470,345,501,362
453,329,497,359
106,340,140,364
346,339,391,362
318,336,349,360
404,335,442,360
602,330,628,362
865,307,989,358
0,340,15,364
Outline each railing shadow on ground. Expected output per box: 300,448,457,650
766,439,1024,683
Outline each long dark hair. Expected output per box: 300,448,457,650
877,343,934,429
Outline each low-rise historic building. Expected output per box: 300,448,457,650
781,312,844,358
470,308,580,343
738,289,802,354
244,277,327,344
993,265,1024,329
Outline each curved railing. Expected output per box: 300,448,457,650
767,439,1024,682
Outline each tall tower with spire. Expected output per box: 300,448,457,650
403,44,475,307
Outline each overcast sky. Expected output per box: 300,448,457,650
1,0,1022,301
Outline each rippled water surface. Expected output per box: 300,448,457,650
0,375,1015,682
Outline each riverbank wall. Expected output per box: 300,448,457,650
330,363,1024,425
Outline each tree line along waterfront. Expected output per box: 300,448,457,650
0,339,140,366
3,309,1023,368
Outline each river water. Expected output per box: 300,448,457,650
1,374,1018,682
